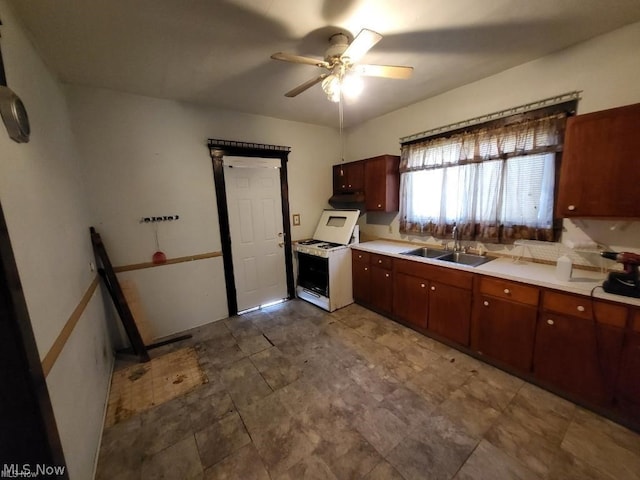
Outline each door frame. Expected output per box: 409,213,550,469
208,139,295,316
0,201,67,471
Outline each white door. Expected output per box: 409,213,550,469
224,157,287,312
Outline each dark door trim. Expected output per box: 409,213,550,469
0,202,68,474
208,139,294,316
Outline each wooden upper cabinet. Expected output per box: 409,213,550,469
557,102,640,218
365,155,400,212
333,161,365,193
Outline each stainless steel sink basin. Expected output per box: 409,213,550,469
437,252,493,267
401,247,449,258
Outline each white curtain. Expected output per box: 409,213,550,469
399,114,566,242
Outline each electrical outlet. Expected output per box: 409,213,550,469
293,214,300,226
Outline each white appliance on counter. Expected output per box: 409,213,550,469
295,209,360,311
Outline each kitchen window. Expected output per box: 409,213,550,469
399,107,572,243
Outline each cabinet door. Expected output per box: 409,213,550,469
615,329,640,418
557,103,640,218
352,258,371,305
370,265,393,314
473,295,537,373
428,281,472,346
393,272,428,329
364,155,399,212
533,314,624,406
333,161,364,193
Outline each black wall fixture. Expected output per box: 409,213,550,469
0,19,30,143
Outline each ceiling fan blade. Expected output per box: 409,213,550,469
342,28,382,63
353,64,413,79
284,74,328,97
271,52,329,68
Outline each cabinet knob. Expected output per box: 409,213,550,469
341,184,346,188
568,205,576,211
430,286,436,291
577,305,585,312
348,184,352,188
364,267,368,271
483,301,489,307
377,204,382,208
547,319,555,325
378,259,382,264
385,273,390,278
420,283,426,288
503,288,510,294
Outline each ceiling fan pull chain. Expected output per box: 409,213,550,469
339,96,345,166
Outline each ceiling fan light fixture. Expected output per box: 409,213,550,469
321,74,341,102
341,73,364,99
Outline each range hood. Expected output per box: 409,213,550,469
328,192,365,207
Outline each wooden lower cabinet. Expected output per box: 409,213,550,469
533,292,627,407
615,323,640,418
471,276,539,373
428,281,472,346
352,254,371,305
533,313,624,406
472,295,537,373
353,251,394,314
392,258,473,346
393,271,428,329
370,264,393,314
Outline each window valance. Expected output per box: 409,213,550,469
400,114,566,173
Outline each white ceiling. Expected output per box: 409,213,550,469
9,0,640,128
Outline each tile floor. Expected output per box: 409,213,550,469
95,300,640,480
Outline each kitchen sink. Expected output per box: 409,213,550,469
438,252,493,267
401,247,493,267
401,247,449,258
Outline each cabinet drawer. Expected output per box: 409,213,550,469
393,258,473,289
394,257,430,277
479,277,539,306
370,253,393,269
430,264,473,290
543,291,627,328
352,250,370,264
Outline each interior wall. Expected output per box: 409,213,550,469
65,85,339,339
0,2,113,479
347,21,640,256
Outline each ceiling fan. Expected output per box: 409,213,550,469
271,28,413,102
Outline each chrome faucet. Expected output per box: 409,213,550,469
452,223,464,252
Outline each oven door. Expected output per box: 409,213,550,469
297,252,329,297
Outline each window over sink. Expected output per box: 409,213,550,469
399,101,576,243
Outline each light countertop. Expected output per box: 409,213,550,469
351,240,640,308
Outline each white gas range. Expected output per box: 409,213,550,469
295,209,360,312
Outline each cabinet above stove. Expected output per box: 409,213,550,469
329,155,399,212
